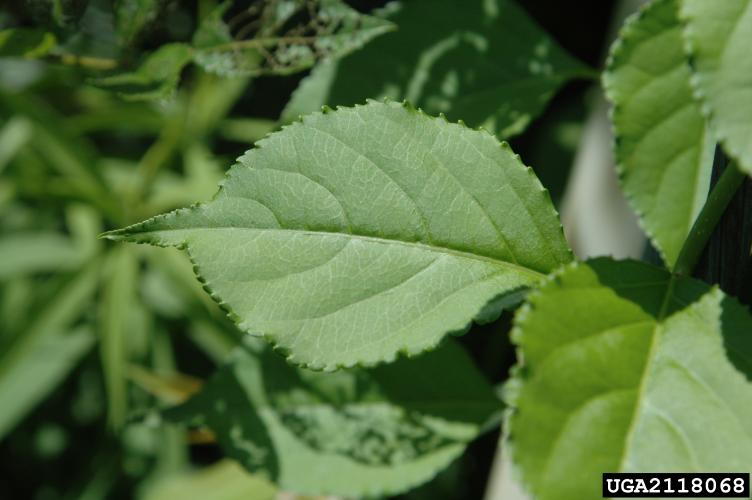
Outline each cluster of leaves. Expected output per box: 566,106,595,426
1,0,394,100
107,0,752,499
0,0,596,498
0,64,269,497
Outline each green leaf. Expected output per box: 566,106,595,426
0,29,56,59
92,43,193,101
115,0,165,47
603,0,714,268
508,258,752,500
106,100,571,369
143,460,277,500
282,0,591,138
0,264,100,438
166,340,500,497
0,117,33,175
22,0,89,30
0,232,84,279
680,0,752,174
191,0,395,77
98,246,138,429
0,89,116,218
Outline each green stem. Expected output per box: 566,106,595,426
674,162,746,276
56,53,119,70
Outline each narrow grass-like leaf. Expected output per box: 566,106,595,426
0,117,32,174
508,258,752,500
604,0,714,268
680,0,752,174
106,100,571,369
0,232,85,279
98,246,138,429
282,0,591,138
0,264,100,438
165,340,500,497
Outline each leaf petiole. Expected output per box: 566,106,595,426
673,161,746,277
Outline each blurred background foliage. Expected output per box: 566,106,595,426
0,1,617,499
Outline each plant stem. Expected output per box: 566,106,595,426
674,162,746,276
56,53,119,70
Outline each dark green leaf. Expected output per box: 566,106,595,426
283,0,591,138
0,28,56,59
166,340,500,497
0,263,100,438
115,0,165,47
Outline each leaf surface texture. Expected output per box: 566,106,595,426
166,340,500,497
604,0,713,267
282,0,590,138
108,101,571,369
509,258,752,500
681,0,752,174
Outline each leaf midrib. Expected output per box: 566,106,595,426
124,225,548,279
537,274,681,483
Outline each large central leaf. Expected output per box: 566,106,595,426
106,100,571,369
508,258,752,500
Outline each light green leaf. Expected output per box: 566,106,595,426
0,116,32,175
93,43,193,101
0,264,100,438
0,89,115,217
680,0,752,174
192,0,395,77
98,246,138,429
604,0,714,268
166,340,500,497
0,28,56,59
146,144,225,214
106,100,571,369
508,258,752,500
0,279,34,337
0,232,85,279
143,460,277,500
282,0,591,138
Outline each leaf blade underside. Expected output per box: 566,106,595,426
106,100,571,369
604,0,713,268
680,0,752,174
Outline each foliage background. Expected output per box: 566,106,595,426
0,1,621,499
